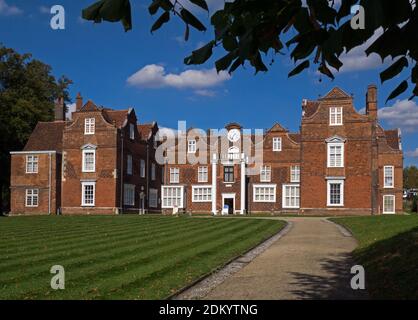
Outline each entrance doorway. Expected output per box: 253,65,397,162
222,193,235,215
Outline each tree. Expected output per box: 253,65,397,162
82,0,418,102
404,166,418,189
0,45,72,213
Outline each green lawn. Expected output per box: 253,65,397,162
331,215,418,299
0,215,285,300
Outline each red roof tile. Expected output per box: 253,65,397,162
385,129,400,150
23,122,65,152
303,101,320,117
288,133,301,143
103,109,130,128
137,123,154,141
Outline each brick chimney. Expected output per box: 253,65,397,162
76,92,83,111
366,84,377,120
54,96,65,121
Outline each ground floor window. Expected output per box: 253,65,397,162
82,182,95,206
162,186,184,208
282,184,300,208
192,186,212,202
327,180,344,206
253,184,276,202
124,184,135,206
149,188,158,208
383,195,395,214
25,189,39,207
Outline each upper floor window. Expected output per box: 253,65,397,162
25,189,39,207
327,143,344,168
127,154,133,175
151,163,156,181
82,148,96,172
26,155,38,174
224,166,234,182
85,118,95,135
330,107,343,126
273,137,282,151
140,159,146,178
188,139,196,153
384,166,394,188
129,123,135,140
260,165,271,182
290,165,300,182
170,168,180,183
198,166,208,183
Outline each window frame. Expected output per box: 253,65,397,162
26,155,39,174
290,165,300,183
282,184,300,209
260,165,271,182
272,137,282,152
151,163,156,181
198,166,208,183
129,123,135,140
384,165,394,188
187,139,197,154
149,188,158,208
123,183,135,206
127,154,133,175
140,159,146,178
383,195,395,214
329,107,343,126
25,189,39,207
170,167,180,183
223,166,234,183
161,186,184,208
84,118,95,135
81,181,95,206
253,184,276,203
327,179,344,207
82,149,96,173
192,185,212,202
327,142,344,168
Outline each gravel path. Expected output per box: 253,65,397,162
176,217,368,300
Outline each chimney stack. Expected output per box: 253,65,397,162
54,96,65,121
76,92,83,111
366,84,377,120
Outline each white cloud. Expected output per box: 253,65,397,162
127,64,231,90
0,0,22,15
406,148,418,158
65,103,76,120
379,99,418,132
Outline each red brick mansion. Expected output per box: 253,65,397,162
10,85,403,215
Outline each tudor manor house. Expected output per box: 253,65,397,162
9,85,403,216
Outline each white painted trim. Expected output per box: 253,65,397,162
383,165,394,188
327,142,344,168
383,195,395,214
327,179,344,207
25,155,39,174
192,185,212,203
149,188,158,208
84,118,95,135
212,155,217,214
25,188,39,207
82,149,96,173
169,167,180,183
10,150,56,155
81,181,96,207
282,184,300,208
161,185,184,208
222,193,236,215
329,106,343,126
253,184,276,203
197,166,208,183
272,137,282,151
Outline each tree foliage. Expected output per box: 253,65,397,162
404,166,418,190
82,0,418,101
0,45,72,212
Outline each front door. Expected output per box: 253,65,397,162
224,198,234,214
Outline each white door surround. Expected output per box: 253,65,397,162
222,193,236,215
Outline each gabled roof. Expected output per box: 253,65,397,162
80,100,101,112
267,123,287,133
102,109,130,128
137,123,155,141
319,87,352,100
23,122,65,152
303,100,320,117
288,133,301,143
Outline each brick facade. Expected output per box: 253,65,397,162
10,85,403,215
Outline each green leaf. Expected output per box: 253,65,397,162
151,11,170,33
288,60,310,77
189,0,209,12
180,9,206,31
184,41,214,65
380,57,408,84
386,80,408,103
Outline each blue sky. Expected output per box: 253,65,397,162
1,0,417,166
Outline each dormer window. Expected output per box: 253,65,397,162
330,107,343,126
273,137,282,151
129,123,135,140
188,139,196,153
85,118,95,135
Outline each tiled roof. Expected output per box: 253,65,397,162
23,122,65,152
288,133,301,143
385,129,400,150
103,109,130,128
303,101,320,117
138,123,154,140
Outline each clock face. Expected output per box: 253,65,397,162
228,129,241,142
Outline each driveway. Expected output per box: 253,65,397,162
191,217,367,300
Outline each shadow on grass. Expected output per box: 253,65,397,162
354,226,418,299
288,253,368,300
